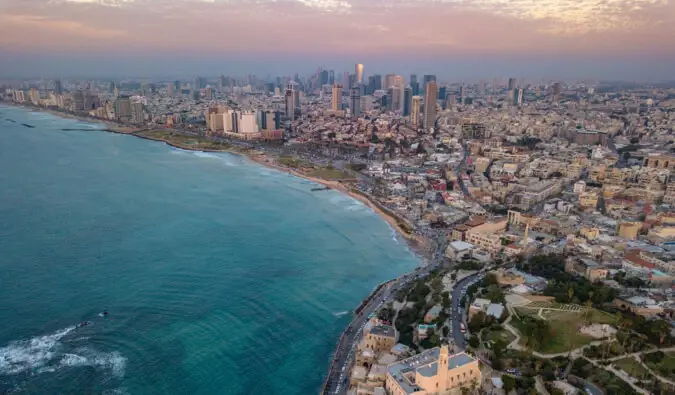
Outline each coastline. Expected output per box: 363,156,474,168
1,102,426,254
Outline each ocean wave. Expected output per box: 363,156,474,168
0,327,126,378
192,151,239,166
332,311,349,317
0,326,75,375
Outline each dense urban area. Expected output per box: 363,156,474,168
3,67,675,395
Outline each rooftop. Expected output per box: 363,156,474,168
370,325,396,338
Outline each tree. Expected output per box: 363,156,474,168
469,311,488,333
468,334,480,348
502,375,517,392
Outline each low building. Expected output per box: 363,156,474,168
385,346,481,395
466,220,507,255
469,298,491,317
445,241,475,260
613,296,664,317
361,325,398,354
565,257,609,281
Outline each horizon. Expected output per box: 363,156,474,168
1,0,675,80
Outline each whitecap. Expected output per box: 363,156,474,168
0,326,75,375
332,311,349,317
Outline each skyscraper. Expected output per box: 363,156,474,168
422,75,436,93
331,84,342,111
403,87,412,116
355,64,364,85
368,75,382,94
508,78,516,91
167,83,174,97
439,87,447,103
459,85,465,104
517,88,524,106
131,102,145,124
194,77,207,90
423,81,437,131
204,87,214,100
384,74,396,90
53,80,62,95
114,96,132,122
410,74,418,95
329,70,335,85
411,95,421,127
285,82,297,120
350,87,361,117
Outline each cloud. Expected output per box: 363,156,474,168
0,0,673,57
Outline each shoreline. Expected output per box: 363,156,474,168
3,102,433,393
2,102,426,254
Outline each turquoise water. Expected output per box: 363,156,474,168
0,106,419,394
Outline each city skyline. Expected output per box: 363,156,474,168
1,0,675,80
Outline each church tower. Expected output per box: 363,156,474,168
437,344,450,391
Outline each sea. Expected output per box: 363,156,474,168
0,105,420,395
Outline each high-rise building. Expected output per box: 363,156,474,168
194,77,207,90
285,83,297,120
204,87,214,100
423,81,438,131
367,75,382,94
343,72,350,89
439,87,447,103
167,83,174,97
113,96,132,122
328,70,335,85
517,88,524,106
238,110,259,136
72,90,85,111
410,74,419,95
459,85,465,104
508,77,516,91
355,64,364,85
131,102,144,124
478,80,486,96
331,84,342,111
411,95,421,128
320,70,329,85
53,80,62,95
384,74,396,90
174,80,180,91
350,87,361,117
422,75,436,93
403,87,412,116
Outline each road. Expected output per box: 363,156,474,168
449,273,481,349
323,235,451,394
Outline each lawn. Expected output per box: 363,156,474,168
614,357,650,379
511,307,616,355
138,130,233,151
277,156,306,168
485,329,516,345
308,167,353,180
643,351,675,381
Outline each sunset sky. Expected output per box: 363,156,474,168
1,0,674,79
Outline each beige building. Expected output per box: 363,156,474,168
617,221,641,240
643,154,675,170
579,191,599,209
565,257,608,281
466,220,507,255
386,346,480,395
360,325,397,354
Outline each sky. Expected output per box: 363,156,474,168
1,0,674,80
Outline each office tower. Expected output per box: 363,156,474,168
204,87,214,100
53,80,62,95
113,96,132,122
411,95,421,127
388,85,402,112
446,94,457,108
439,87,447,102
422,75,436,93
285,83,296,120
194,77,207,90
72,90,85,111
174,80,180,91
367,75,382,94
350,87,361,117
355,64,364,85
478,80,486,96
167,83,174,97
403,87,412,116
384,74,396,90
459,85,465,104
320,70,329,85
508,77,516,91
131,102,144,124
331,84,342,111
328,70,335,85
343,72,350,88
83,91,99,110
410,74,418,95
423,81,437,131
517,88,524,106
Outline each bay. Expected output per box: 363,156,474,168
0,105,419,395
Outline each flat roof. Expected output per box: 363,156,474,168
370,325,396,338
387,349,477,395
449,240,474,251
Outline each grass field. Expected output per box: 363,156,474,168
511,306,617,354
485,329,516,345
277,156,306,168
137,130,233,151
615,357,650,379
644,352,675,381
308,167,353,180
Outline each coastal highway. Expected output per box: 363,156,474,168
322,263,439,395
